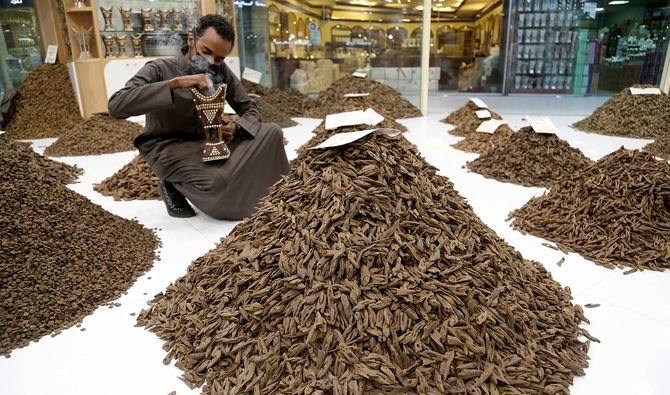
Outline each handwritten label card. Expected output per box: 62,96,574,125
242,67,262,84
475,109,492,119
469,97,488,108
629,87,661,95
325,108,384,130
526,116,560,134
45,45,58,63
352,71,367,78
309,128,401,149
476,119,508,134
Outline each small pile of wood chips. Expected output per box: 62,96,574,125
44,114,142,157
466,127,594,188
508,147,670,273
242,80,306,118
94,155,161,201
571,85,670,139
451,124,515,154
256,96,298,129
0,137,83,185
3,63,82,139
642,136,670,160
441,102,504,137
137,133,592,395
302,76,423,119
0,139,160,357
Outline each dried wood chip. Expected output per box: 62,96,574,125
94,155,161,201
642,136,670,160
584,304,600,308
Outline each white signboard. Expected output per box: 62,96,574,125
526,116,560,134
344,93,370,97
475,109,492,119
469,97,488,108
630,87,662,95
242,67,262,84
45,45,58,64
309,128,402,150
476,119,508,134
325,108,384,130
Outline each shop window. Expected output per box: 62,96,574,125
297,18,305,39
386,26,408,50
331,24,351,44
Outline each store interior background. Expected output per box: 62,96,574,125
1,0,670,109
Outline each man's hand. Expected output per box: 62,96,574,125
220,122,237,142
169,74,210,91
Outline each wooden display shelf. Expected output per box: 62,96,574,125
510,89,573,94
66,7,95,12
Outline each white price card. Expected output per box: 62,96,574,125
242,67,262,84
526,116,560,134
352,71,367,78
476,119,508,134
309,128,402,150
469,97,488,108
629,87,662,95
325,108,384,130
45,45,58,64
475,109,492,119
344,92,370,97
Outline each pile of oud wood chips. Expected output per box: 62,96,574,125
137,133,593,395
509,147,670,273
466,127,594,188
441,102,504,137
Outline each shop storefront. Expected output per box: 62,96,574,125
4,0,670,116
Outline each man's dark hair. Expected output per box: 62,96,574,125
194,14,235,47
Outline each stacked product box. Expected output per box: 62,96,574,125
369,66,440,92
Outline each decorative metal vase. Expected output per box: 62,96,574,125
114,34,128,58
119,7,133,31
159,8,171,30
131,34,143,58
140,8,154,31
101,34,116,58
100,6,114,31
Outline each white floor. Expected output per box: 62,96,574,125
2,97,669,395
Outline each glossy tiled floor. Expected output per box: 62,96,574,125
2,96,669,395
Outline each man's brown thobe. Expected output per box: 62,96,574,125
108,53,290,220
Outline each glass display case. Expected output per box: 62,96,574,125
95,0,202,59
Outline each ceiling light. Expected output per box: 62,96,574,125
596,7,604,11
608,0,629,4
402,18,410,21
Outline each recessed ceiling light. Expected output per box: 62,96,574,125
608,0,629,4
596,7,604,11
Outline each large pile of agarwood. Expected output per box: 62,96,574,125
137,133,592,395
302,76,423,119
571,85,670,138
466,127,594,188
0,138,160,357
44,114,142,157
441,102,504,137
3,63,82,139
451,124,515,154
94,155,161,201
242,80,306,118
509,147,670,273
